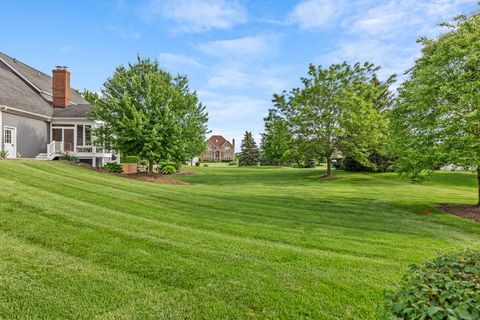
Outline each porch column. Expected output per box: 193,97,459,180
92,157,96,168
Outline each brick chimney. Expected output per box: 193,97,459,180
52,66,70,107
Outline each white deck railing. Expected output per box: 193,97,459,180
48,141,110,156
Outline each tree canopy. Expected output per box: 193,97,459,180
271,62,394,176
86,56,208,170
390,10,480,202
260,109,292,166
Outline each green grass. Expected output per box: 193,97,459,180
0,161,478,319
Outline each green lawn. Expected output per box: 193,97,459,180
0,161,478,319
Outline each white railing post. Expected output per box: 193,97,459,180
60,141,64,153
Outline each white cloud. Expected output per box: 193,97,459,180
107,25,141,40
58,45,77,54
320,0,475,84
143,0,247,33
158,53,203,69
196,35,277,59
205,64,293,92
287,0,344,30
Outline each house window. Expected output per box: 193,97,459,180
76,125,92,146
4,130,11,144
225,147,230,160
85,125,92,145
77,125,84,146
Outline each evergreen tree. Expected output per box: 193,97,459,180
239,131,260,166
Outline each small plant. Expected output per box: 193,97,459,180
228,161,237,166
121,155,140,164
382,249,480,319
161,165,176,174
195,162,200,167
160,161,181,171
60,153,78,162
203,164,209,167
139,159,149,166
0,150,8,159
104,162,123,174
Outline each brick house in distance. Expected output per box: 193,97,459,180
200,135,235,162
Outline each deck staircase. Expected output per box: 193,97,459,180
35,152,57,161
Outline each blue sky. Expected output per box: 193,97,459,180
1,0,476,144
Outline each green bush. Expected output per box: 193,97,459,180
60,153,78,162
203,164,208,167
104,162,123,174
160,161,181,171
383,249,480,319
121,155,140,164
195,162,200,167
228,162,237,166
161,165,176,174
139,159,149,166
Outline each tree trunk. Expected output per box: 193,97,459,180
326,155,332,177
149,161,154,174
477,166,480,207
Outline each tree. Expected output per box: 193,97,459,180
390,10,480,205
260,109,292,166
239,131,260,166
86,56,208,172
274,62,394,177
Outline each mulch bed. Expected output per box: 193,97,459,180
436,204,480,223
124,172,190,185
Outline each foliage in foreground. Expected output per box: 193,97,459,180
383,249,480,320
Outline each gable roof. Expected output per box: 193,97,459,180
207,135,233,148
0,52,91,118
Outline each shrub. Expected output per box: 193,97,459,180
221,159,232,162
382,249,480,320
160,161,181,171
195,162,200,167
203,164,208,167
60,153,78,162
104,162,123,174
121,155,140,164
139,159,149,166
228,162,237,166
161,165,176,174
0,150,8,159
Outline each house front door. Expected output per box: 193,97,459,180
3,127,16,159
215,151,220,161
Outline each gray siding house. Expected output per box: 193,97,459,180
0,52,114,167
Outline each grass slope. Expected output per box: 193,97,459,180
0,161,478,319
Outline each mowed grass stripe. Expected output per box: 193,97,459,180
0,161,479,319
0,164,462,258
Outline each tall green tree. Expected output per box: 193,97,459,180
390,10,480,205
274,62,394,177
86,56,208,172
260,109,292,166
239,131,260,166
